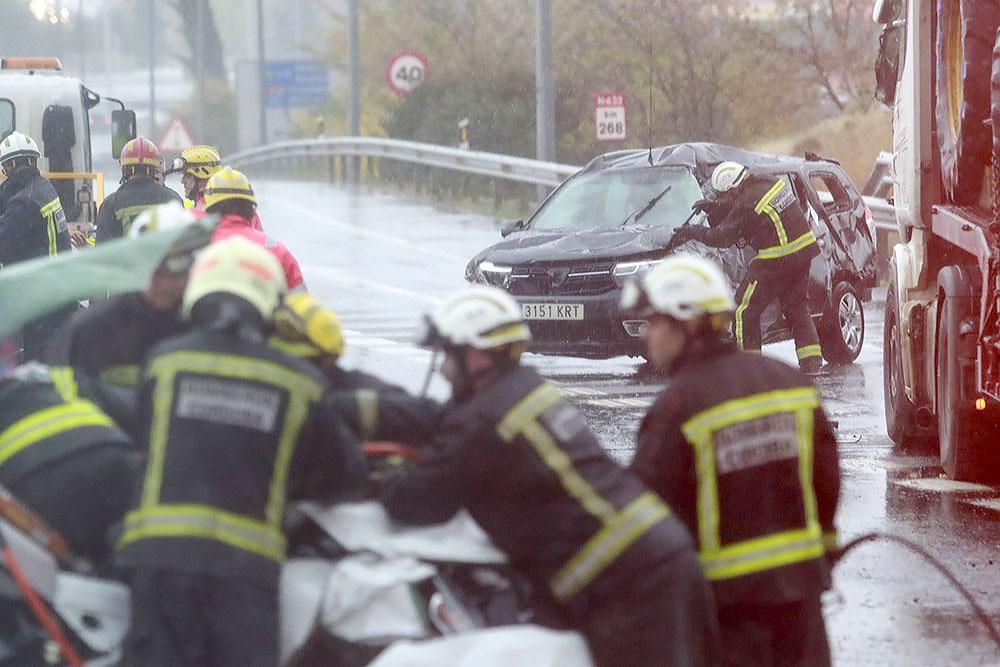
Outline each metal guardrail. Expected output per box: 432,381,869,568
227,137,898,231
226,137,577,188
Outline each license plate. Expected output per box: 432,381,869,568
521,303,584,320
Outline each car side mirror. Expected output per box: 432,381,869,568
872,0,901,24
111,109,136,159
500,219,525,238
874,23,902,107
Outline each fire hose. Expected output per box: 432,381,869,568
835,532,1000,650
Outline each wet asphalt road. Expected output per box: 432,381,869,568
257,180,1000,666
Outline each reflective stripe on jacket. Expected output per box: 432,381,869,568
631,340,840,607
116,330,365,584
0,366,131,485
695,176,819,266
380,365,694,610
0,166,70,265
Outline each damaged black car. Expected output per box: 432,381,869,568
466,143,877,361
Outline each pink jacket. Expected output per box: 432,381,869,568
211,214,305,289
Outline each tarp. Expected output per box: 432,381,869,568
0,220,214,339
299,501,507,564
368,625,594,667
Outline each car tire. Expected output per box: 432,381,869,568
936,296,994,480
883,289,931,447
819,281,865,364
935,0,1000,204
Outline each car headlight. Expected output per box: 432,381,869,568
612,259,665,287
477,260,513,286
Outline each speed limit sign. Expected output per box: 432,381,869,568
386,50,429,95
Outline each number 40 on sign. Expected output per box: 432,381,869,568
595,93,626,141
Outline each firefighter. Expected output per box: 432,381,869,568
0,131,74,361
205,167,304,289
167,144,263,230
622,254,840,667
95,137,182,242
379,285,720,667
168,144,222,208
57,204,205,389
0,362,137,571
270,291,435,443
116,236,365,667
667,161,824,373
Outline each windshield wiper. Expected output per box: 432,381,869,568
618,185,673,227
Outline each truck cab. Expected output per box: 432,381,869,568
0,57,136,227
875,0,1000,480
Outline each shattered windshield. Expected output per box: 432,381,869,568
529,166,703,231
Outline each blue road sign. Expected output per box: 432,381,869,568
263,60,329,109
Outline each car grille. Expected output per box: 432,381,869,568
507,263,616,296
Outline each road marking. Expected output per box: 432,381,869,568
276,199,468,262
891,478,995,494
308,266,445,305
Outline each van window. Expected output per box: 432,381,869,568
0,100,13,141
810,173,852,214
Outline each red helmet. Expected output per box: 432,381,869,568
119,137,161,168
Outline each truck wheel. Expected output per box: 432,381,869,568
936,0,1000,204
883,290,928,447
936,296,992,480
819,281,864,364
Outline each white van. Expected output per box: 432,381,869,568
0,57,136,226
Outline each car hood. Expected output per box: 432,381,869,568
471,225,679,266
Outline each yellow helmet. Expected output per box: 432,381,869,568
181,237,287,320
203,167,257,210
274,292,346,358
178,145,222,179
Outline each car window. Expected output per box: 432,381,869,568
0,100,13,141
529,166,704,231
810,172,852,214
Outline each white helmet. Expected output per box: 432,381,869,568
710,161,749,194
0,131,40,168
129,202,201,239
620,254,735,322
423,286,531,351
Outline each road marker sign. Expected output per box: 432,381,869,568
158,116,195,152
595,92,627,141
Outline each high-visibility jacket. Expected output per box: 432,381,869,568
0,166,70,266
212,214,303,289
115,328,365,585
691,175,819,267
57,292,186,388
0,365,131,485
95,176,183,242
380,365,694,610
631,338,840,607
56,291,187,388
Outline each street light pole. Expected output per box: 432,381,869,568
347,0,360,184
257,0,267,145
195,0,205,144
535,0,556,199
148,0,157,137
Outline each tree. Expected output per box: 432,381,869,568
772,0,881,112
168,0,237,151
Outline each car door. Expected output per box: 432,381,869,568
805,170,874,277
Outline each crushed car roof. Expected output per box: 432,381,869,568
581,142,840,183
